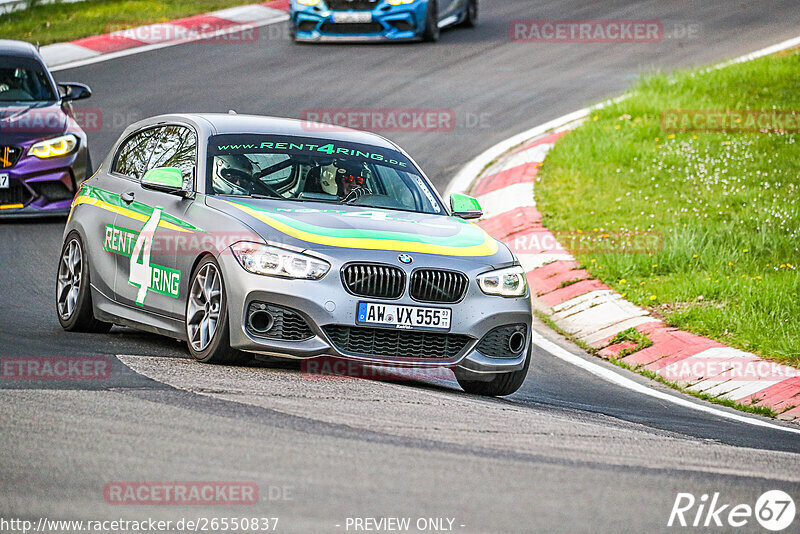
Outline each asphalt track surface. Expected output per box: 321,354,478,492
2,1,800,532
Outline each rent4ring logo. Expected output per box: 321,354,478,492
668,490,796,531
103,209,181,305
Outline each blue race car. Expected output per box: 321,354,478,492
290,0,477,42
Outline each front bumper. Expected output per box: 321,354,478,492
0,145,89,218
291,3,428,42
220,250,532,374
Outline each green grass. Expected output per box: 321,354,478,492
608,327,653,358
0,0,266,45
537,48,800,368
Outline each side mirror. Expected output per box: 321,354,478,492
142,167,186,195
58,82,92,102
450,193,483,220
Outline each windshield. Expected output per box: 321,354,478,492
0,57,57,104
207,134,445,215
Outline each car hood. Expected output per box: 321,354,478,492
207,196,513,263
0,102,67,145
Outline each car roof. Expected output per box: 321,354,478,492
150,113,402,151
0,39,41,59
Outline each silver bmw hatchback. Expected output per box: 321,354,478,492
57,113,532,396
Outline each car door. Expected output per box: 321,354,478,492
75,166,128,300
80,127,155,300
113,124,198,319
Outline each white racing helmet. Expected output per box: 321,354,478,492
212,154,254,195
318,163,339,195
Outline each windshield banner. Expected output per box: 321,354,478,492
209,134,413,170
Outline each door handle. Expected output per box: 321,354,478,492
121,191,135,204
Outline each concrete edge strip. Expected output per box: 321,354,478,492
45,1,290,71
535,337,800,435
447,35,800,422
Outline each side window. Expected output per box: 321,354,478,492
113,129,159,180
146,126,197,188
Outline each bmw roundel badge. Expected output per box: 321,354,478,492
398,254,413,264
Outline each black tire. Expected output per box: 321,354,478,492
461,0,478,27
56,232,113,333
185,256,250,365
455,345,531,396
422,0,440,42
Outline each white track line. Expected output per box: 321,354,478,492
535,337,800,435
50,11,289,72
712,35,800,69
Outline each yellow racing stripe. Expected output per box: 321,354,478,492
72,195,193,233
229,202,498,257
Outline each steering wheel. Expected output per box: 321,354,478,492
246,177,283,198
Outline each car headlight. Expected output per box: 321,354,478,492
231,242,330,280
387,0,416,4
28,134,79,159
296,0,320,5
477,266,528,297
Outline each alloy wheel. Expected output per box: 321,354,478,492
187,262,223,351
56,239,83,319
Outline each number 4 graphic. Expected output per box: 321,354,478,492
129,208,162,306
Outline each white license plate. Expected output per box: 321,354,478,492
0,174,8,189
332,12,373,23
357,302,451,331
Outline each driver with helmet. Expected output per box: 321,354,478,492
212,154,257,195
213,154,370,203
317,159,370,202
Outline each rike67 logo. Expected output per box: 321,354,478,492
668,490,796,531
